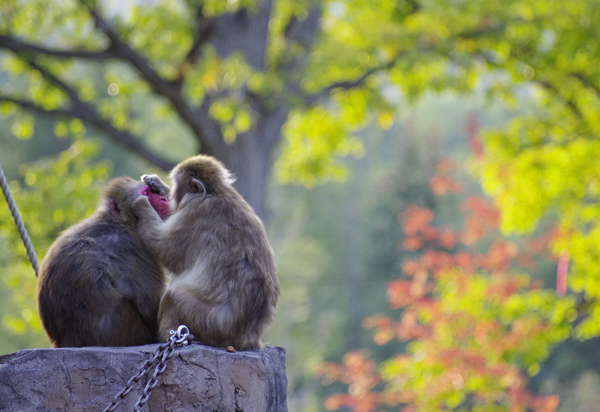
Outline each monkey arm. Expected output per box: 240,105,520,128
132,195,186,274
132,196,165,252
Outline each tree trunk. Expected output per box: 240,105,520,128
216,134,272,219
342,199,364,351
206,107,288,220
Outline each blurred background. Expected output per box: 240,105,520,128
2,0,600,411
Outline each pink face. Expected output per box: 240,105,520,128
139,185,171,218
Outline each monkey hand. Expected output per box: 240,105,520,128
142,174,170,197
132,195,154,220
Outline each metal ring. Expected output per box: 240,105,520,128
176,325,190,338
173,325,191,345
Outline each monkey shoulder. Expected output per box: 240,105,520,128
210,194,266,233
41,215,163,289
214,194,277,277
52,218,134,258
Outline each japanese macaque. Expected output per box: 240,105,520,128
132,155,280,351
37,176,171,347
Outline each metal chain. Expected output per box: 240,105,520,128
102,343,168,412
133,339,177,411
0,163,39,276
102,325,194,412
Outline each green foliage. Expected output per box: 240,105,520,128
2,0,599,189
301,0,598,343
277,104,364,187
2,0,600,409
477,93,600,338
319,160,572,411
0,139,110,353
1,0,532,187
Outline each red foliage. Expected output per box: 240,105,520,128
460,197,500,245
465,112,479,139
466,112,485,157
430,159,465,196
556,253,569,297
320,351,382,412
320,157,561,412
402,236,423,251
470,137,484,157
430,175,465,196
485,240,518,272
401,205,434,236
438,228,457,249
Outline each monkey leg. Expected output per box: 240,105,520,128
157,286,236,347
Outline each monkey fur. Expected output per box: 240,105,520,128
37,176,171,347
132,155,280,351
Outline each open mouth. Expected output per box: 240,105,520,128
139,185,171,218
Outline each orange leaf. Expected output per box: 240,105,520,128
402,236,423,251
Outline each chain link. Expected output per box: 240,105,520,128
133,338,177,411
102,326,193,412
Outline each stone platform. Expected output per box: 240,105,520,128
0,343,287,412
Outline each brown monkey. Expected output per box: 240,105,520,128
132,155,280,351
37,176,171,347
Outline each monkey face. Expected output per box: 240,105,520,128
139,185,170,219
101,177,170,223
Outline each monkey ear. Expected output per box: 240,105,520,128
109,198,121,217
189,178,206,196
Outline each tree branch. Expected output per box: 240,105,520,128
572,72,600,97
2,56,177,170
276,6,322,101
0,96,74,117
537,79,584,120
0,27,177,168
404,0,421,13
476,51,584,120
304,57,400,106
1,94,175,170
181,7,214,70
301,18,505,108
0,49,176,169
173,7,215,87
84,5,217,154
0,35,117,59
25,60,81,102
0,19,217,155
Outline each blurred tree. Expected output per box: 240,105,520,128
473,0,600,340
0,138,111,353
264,111,449,410
2,0,600,406
0,0,372,217
2,0,592,218
319,160,575,412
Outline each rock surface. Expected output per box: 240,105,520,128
0,343,287,412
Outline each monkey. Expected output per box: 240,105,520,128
131,155,280,351
37,176,171,347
